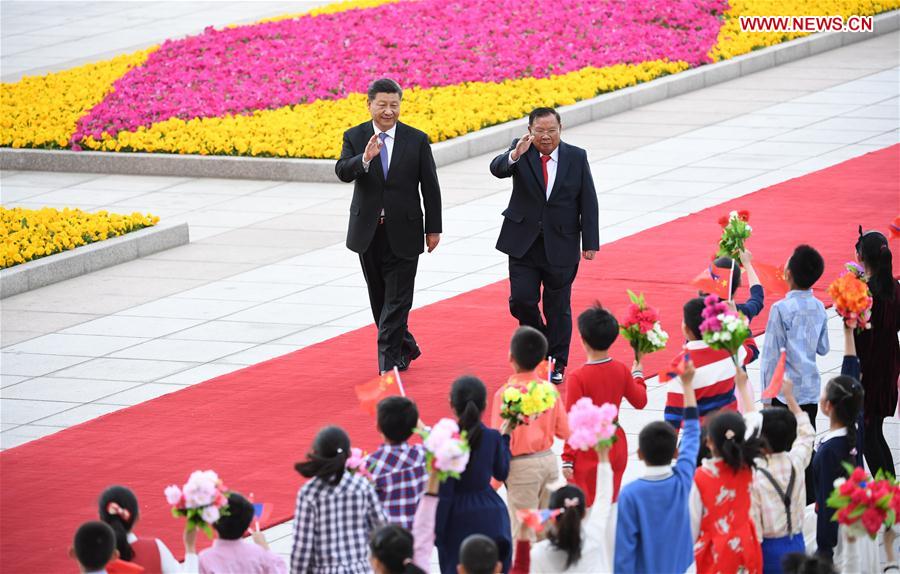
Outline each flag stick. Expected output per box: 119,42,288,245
393,366,406,397
728,258,736,302
547,356,554,384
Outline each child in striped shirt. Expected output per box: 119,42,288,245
664,297,758,429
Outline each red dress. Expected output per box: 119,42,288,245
561,358,646,505
694,459,762,574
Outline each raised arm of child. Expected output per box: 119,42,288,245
738,249,765,320
412,472,441,570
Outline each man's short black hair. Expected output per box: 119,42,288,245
639,421,678,466
528,107,561,126
712,257,741,296
577,304,619,351
787,245,824,290
683,297,706,340
510,326,548,371
377,396,419,443
214,493,254,540
367,78,403,101
74,521,116,570
459,534,499,574
760,407,798,453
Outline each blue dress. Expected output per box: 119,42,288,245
435,424,512,573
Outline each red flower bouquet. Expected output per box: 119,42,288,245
827,464,899,539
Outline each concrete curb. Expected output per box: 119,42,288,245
0,221,189,298
1,10,897,182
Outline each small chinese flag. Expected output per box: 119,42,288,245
659,351,690,383
355,372,402,415
691,263,733,300
754,260,790,300
761,349,787,399
890,216,900,241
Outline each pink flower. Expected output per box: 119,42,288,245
200,505,221,525
164,485,182,506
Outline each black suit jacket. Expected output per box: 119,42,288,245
335,121,442,258
490,140,599,267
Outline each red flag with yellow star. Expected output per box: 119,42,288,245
355,371,402,416
691,263,733,300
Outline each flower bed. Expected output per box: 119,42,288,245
1,0,897,159
0,206,159,269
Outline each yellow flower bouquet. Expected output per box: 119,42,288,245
500,377,559,430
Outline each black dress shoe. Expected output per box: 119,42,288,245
405,346,422,363
550,365,565,385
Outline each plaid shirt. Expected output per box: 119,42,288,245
750,409,815,538
760,290,830,405
290,471,386,574
365,443,427,530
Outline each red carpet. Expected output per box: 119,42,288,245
2,145,897,571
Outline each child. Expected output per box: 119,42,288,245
760,245,829,426
369,524,426,574
291,425,387,573
459,535,503,574
512,445,615,573
490,326,569,540
812,373,864,565
437,376,512,573
199,492,286,573
70,521,118,574
367,396,428,530
853,229,899,478
99,485,198,573
690,409,764,573
664,297,757,429
615,359,700,574
747,375,815,574
706,249,766,323
562,304,646,504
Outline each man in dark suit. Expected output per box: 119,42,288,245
335,78,442,374
490,107,599,384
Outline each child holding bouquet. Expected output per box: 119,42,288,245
852,229,899,478
663,297,757,429
490,326,569,541
291,425,387,573
437,376,512,573
562,304,647,504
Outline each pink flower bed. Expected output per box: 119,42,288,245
74,0,727,141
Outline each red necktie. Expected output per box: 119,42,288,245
541,154,551,189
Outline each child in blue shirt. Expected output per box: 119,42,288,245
615,359,699,574
761,244,829,419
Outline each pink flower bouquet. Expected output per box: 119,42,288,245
345,447,373,479
567,398,619,451
164,470,229,537
415,418,470,482
620,290,669,361
699,294,751,367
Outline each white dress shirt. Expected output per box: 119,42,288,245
509,145,559,199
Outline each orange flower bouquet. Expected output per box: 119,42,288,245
827,267,872,331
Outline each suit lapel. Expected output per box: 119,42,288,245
524,147,545,199
388,123,409,182
548,142,568,201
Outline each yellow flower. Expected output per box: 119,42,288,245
503,387,523,403
0,206,159,269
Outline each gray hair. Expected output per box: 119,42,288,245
367,78,403,102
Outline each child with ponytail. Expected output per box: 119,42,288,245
98,485,198,573
812,372,865,565
290,425,387,573
853,228,899,477
690,410,764,573
435,376,512,573
369,524,426,574
512,445,614,573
